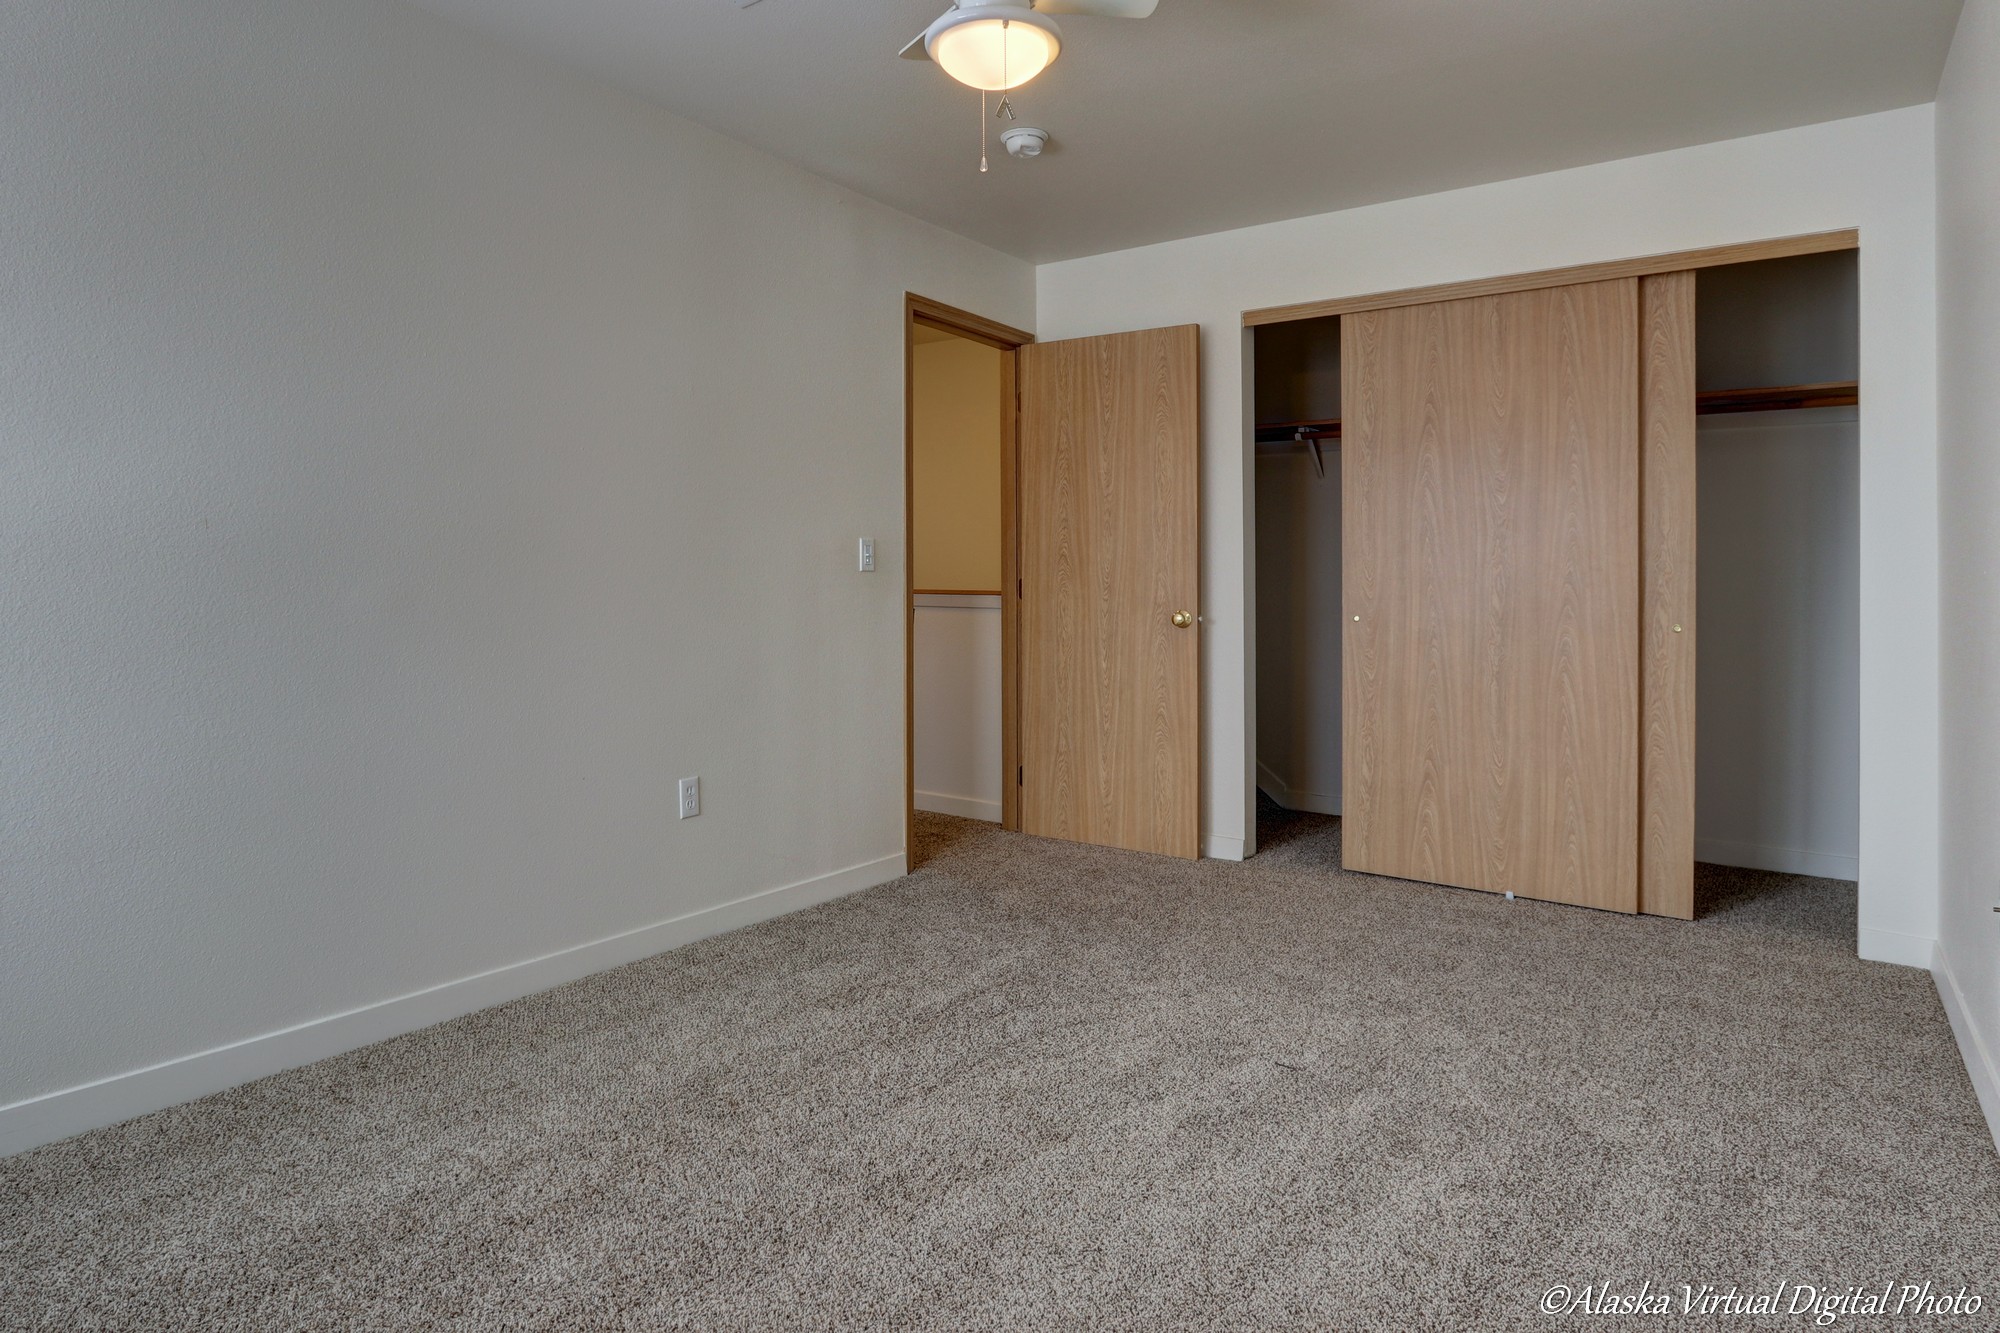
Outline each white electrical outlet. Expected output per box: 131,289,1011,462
858,537,875,572
678,776,700,819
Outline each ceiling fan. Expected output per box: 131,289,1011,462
899,0,1159,91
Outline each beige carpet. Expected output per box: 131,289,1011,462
2,807,1996,1331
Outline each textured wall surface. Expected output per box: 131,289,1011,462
1936,0,2000,1142
0,0,1030,1144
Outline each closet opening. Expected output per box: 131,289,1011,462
1246,241,1859,914
1691,250,1860,891
1251,315,1345,833
903,296,1029,869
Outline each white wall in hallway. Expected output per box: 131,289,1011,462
1039,107,1937,966
0,0,1031,1154
913,596,1004,823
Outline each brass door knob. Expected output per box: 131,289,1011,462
1172,610,1194,628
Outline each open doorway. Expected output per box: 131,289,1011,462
905,299,1201,866
903,296,1030,867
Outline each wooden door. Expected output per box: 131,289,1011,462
1341,280,1640,911
1019,325,1200,858
1638,271,1698,918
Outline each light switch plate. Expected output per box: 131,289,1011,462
858,537,875,573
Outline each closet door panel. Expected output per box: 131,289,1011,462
1341,280,1640,911
1639,271,1698,919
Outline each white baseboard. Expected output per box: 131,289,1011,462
1695,836,1858,881
1203,833,1247,861
1858,926,1937,970
1255,761,1341,816
1933,939,2000,1156
914,790,1002,823
0,852,907,1160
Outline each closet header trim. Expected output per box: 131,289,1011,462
1239,228,1859,328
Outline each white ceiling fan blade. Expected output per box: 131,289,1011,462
1032,0,1157,16
899,30,933,60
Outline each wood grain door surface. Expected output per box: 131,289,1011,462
1019,325,1200,859
1637,271,1698,919
1341,280,1641,911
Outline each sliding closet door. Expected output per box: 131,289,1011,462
1019,325,1200,859
1341,280,1641,911
1638,271,1698,919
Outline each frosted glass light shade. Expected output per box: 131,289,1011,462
930,14,1060,91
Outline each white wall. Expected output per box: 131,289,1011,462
1253,449,1342,817
912,596,1004,822
1038,108,1938,966
1936,0,2000,1148
1695,410,1860,879
0,0,1031,1155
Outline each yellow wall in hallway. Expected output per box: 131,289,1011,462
912,335,1002,592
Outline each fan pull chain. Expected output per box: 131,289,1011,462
979,20,1016,173
996,25,1016,123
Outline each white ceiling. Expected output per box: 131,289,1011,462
402,0,1963,263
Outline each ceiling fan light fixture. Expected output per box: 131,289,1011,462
926,6,1062,91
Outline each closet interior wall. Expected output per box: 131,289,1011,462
1250,248,1859,886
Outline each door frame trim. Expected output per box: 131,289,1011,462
1240,227,1858,327
903,294,1033,866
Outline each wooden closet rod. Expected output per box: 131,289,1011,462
1253,418,1341,444
1694,381,1858,414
